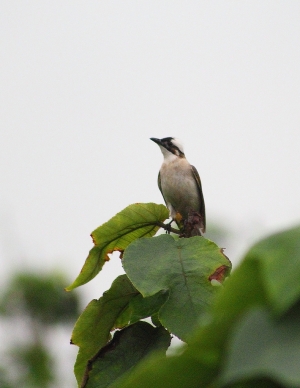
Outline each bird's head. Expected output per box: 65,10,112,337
150,137,185,159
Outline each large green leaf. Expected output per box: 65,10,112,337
245,225,300,314
71,275,139,386
123,234,231,341
66,203,169,290
83,322,171,388
220,306,300,387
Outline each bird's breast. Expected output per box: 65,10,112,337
160,159,200,219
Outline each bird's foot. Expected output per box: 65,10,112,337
165,219,173,234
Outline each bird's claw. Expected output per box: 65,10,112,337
165,219,173,234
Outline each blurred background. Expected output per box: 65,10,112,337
1,1,300,386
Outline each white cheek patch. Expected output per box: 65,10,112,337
171,138,184,154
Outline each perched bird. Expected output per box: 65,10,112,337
150,137,206,235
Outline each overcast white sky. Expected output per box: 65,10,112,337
1,0,300,318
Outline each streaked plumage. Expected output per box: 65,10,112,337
150,137,206,233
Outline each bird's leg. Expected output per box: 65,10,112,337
156,220,180,234
165,219,173,234
156,221,181,235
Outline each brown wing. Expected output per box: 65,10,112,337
191,165,206,233
158,171,167,206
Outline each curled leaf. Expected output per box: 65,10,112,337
66,203,169,290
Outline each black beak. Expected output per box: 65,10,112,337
150,137,162,145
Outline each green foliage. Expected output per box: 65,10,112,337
84,322,171,388
72,273,170,385
220,307,300,387
245,226,300,314
123,234,230,341
110,225,300,388
0,367,14,388
66,203,169,291
0,271,80,387
1,272,80,324
71,275,139,385
11,343,54,388
70,202,300,387
115,290,168,328
69,203,232,387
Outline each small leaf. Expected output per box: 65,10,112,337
123,235,231,341
151,313,162,327
83,322,171,388
71,275,139,386
115,291,169,328
66,203,169,290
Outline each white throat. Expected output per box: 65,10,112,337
159,145,178,162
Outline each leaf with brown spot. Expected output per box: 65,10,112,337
123,235,232,341
209,264,231,284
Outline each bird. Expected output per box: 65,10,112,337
150,137,206,235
